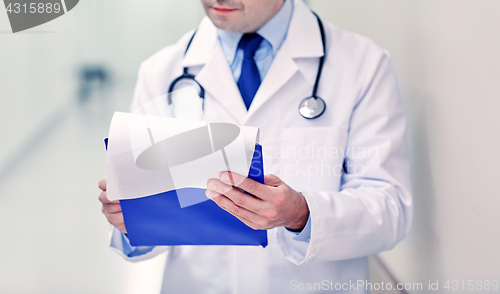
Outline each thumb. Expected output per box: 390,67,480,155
264,174,283,187
98,178,107,191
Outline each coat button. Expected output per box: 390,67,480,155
308,256,315,262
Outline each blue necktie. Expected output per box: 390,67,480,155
237,33,264,110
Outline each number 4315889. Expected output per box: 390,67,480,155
444,280,498,291
6,3,62,14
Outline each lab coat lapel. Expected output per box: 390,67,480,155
244,0,324,124
244,41,298,122
181,17,247,124
196,47,248,124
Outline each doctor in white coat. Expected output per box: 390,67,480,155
98,0,413,293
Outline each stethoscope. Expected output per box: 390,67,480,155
167,13,327,120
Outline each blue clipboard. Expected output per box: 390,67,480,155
105,138,268,247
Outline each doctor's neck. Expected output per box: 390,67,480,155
201,0,284,33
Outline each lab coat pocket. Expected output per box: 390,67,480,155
276,126,348,192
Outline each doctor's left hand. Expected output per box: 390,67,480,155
206,172,309,231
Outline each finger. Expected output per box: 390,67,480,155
205,189,221,199
98,191,120,204
102,203,122,214
206,178,234,195
264,174,283,187
212,195,272,230
105,212,127,233
225,211,261,230
207,179,263,213
98,178,107,191
219,172,270,201
211,194,261,224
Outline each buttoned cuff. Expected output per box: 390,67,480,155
285,214,312,242
277,215,311,264
109,226,155,258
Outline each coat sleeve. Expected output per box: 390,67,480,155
130,63,155,113
277,53,413,264
109,226,169,262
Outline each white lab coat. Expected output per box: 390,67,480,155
110,0,413,293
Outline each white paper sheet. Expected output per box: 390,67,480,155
106,112,259,208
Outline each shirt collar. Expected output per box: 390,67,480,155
217,0,294,63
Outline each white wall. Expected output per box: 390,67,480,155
1,0,499,292
0,1,204,293
0,0,205,166
310,0,500,289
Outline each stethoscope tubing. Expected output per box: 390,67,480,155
168,12,327,119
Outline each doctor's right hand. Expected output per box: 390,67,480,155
98,178,127,234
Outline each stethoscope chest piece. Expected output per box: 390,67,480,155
299,96,326,119
170,12,328,120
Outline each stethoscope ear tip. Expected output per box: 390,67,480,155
299,96,326,119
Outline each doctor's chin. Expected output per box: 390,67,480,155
1,0,498,293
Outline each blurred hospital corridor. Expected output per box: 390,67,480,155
1,0,499,293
